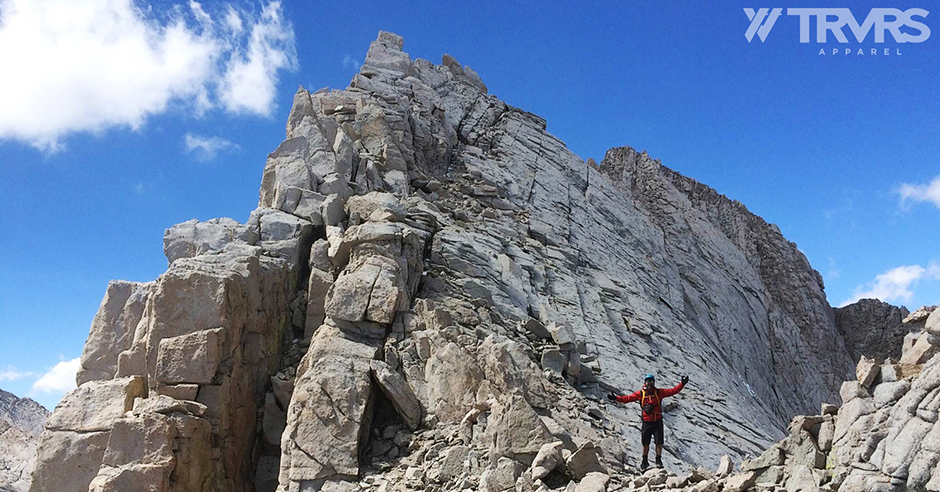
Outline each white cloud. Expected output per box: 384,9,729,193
30,358,80,394
0,0,296,152
840,263,940,307
184,132,239,160
897,176,940,210
0,365,34,382
218,2,296,116
224,6,243,34
342,54,361,71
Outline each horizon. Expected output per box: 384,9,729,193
0,0,938,410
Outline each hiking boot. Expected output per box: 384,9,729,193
655,455,663,468
640,456,649,471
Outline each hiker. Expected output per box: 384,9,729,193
607,374,689,470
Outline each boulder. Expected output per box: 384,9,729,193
255,208,316,271
784,464,818,492
279,323,382,484
530,441,565,480
131,395,206,416
755,465,785,485
716,455,733,477
840,380,869,404
99,414,175,469
643,468,669,486
856,356,880,388
565,442,606,480
666,474,690,488
882,415,933,478
46,377,146,432
439,445,470,481
742,445,785,470
325,255,404,324
788,432,826,469
926,308,940,336
363,31,412,75
547,322,576,347
724,472,757,492
477,334,549,409
270,372,295,409
424,342,484,423
487,395,553,465
692,479,720,492
345,192,406,222
87,463,171,492
523,318,552,339
900,332,939,365
163,217,255,264
154,328,223,385
540,348,565,375
873,380,910,407
479,458,523,492
575,472,610,492
154,384,198,401
904,305,936,324
370,360,423,430
817,419,835,452
306,267,333,318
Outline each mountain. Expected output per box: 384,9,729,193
0,389,49,492
835,298,911,362
28,31,880,492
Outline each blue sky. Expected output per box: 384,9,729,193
0,0,937,409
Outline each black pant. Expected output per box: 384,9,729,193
641,420,664,446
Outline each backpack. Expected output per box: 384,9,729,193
641,388,660,416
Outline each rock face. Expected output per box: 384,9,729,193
714,334,940,492
30,31,860,492
33,250,296,492
0,389,49,492
835,298,911,362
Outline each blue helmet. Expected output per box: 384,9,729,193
644,374,655,381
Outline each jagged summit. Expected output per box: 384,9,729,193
26,31,890,492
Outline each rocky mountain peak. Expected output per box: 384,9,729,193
22,31,898,492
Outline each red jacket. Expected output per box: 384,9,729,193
615,382,685,422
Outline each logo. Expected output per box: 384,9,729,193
745,8,783,42
744,8,930,44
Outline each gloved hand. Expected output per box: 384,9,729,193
607,392,618,402
681,375,689,385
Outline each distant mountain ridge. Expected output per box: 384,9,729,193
0,388,49,492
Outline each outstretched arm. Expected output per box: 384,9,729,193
659,381,685,398
614,389,643,403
